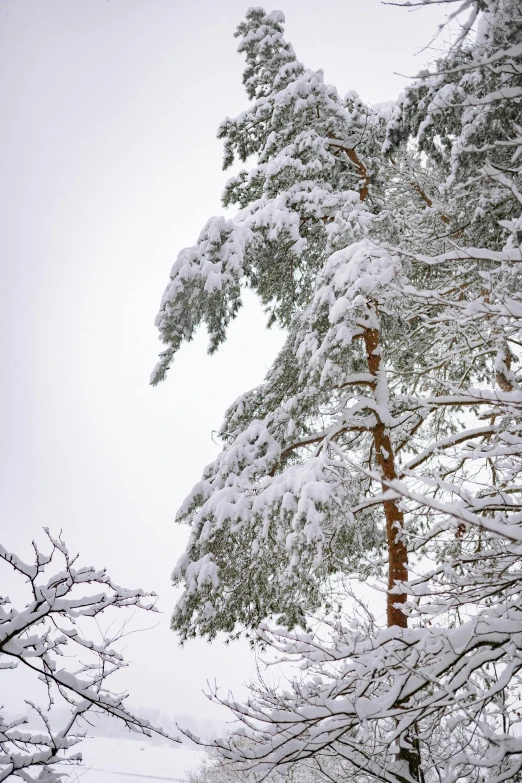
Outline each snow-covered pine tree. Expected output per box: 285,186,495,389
153,8,429,643
177,3,522,783
153,3,522,782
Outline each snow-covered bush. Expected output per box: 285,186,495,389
188,738,336,783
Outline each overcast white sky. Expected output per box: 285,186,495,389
0,0,448,726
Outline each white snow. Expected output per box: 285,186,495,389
69,736,204,783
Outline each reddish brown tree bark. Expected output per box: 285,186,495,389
364,317,423,781
363,324,408,629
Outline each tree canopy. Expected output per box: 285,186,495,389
153,2,522,781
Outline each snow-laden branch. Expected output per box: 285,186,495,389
0,530,180,782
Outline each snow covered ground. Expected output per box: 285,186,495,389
67,737,204,783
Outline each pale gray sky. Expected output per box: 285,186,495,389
0,0,447,724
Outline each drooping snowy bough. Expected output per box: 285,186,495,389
153,3,521,782
0,531,179,782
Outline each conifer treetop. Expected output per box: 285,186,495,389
152,8,392,385
235,8,296,102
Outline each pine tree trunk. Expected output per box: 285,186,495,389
363,313,422,782
354,171,408,629
363,321,408,629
